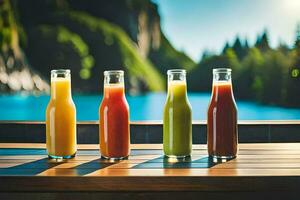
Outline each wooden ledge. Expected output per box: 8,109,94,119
0,120,299,125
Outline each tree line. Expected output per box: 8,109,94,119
188,26,300,107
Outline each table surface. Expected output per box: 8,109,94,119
0,143,300,192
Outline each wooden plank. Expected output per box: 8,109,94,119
2,158,300,167
3,154,300,160
1,168,286,179
228,158,300,163
1,143,300,150
0,143,300,193
6,167,299,177
4,143,300,149
84,168,300,177
0,176,299,192
212,163,300,169
0,143,170,150
0,191,299,200
2,150,300,157
0,155,162,161
1,157,300,168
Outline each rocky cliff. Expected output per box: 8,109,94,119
0,0,195,94
0,0,49,93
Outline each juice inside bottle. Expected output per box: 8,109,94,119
163,69,192,158
46,69,77,159
99,70,130,159
207,68,238,160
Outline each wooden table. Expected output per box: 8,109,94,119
0,143,300,200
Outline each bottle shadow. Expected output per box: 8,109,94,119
0,158,62,176
70,158,116,175
133,156,234,169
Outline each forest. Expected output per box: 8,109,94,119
189,29,300,107
0,0,300,107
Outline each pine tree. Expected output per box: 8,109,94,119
231,36,248,60
244,39,249,49
222,42,230,54
242,38,250,58
255,30,270,52
232,36,243,59
201,49,213,60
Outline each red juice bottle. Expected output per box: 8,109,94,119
99,70,130,160
207,68,238,161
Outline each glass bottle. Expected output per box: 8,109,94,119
99,70,130,160
207,68,238,161
163,69,192,158
46,69,77,159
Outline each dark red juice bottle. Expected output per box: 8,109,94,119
207,68,238,161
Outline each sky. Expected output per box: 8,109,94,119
153,0,300,61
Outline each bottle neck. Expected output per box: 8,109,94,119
213,71,232,83
104,71,124,85
167,70,187,98
212,73,234,99
104,83,125,99
50,77,72,100
167,80,187,98
103,71,125,98
213,71,232,87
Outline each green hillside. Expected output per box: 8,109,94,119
68,11,164,91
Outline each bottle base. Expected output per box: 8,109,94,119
165,154,191,159
101,155,129,161
48,153,76,159
209,155,236,163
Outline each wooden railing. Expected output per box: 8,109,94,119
0,120,299,143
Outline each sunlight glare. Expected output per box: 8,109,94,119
283,0,300,11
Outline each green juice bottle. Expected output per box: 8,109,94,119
163,69,192,158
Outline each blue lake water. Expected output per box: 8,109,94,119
0,93,300,121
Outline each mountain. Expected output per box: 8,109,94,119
0,0,195,94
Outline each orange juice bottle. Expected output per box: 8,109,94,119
46,69,77,159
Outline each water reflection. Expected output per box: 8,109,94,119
0,93,300,120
